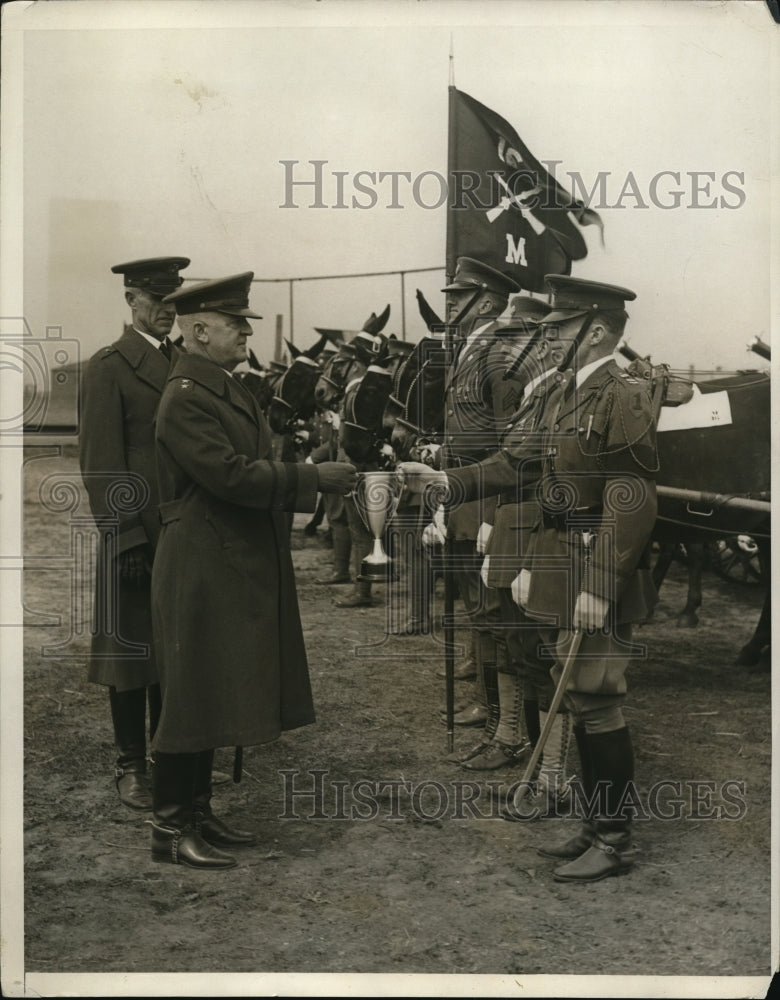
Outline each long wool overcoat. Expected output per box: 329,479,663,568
79,327,176,692
150,351,320,754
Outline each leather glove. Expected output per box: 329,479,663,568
480,556,491,588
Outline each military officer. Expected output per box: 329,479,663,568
402,296,576,789
515,276,658,881
79,255,190,811
439,257,525,761
460,296,574,791
150,273,356,871
407,275,659,881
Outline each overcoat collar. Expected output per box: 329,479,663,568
113,326,173,393
168,351,258,425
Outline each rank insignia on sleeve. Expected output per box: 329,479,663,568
630,391,645,414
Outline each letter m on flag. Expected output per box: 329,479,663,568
446,88,603,292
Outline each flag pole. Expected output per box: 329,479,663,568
442,76,458,754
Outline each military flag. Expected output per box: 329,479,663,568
446,87,603,291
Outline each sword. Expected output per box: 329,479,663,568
510,529,594,810
510,628,583,810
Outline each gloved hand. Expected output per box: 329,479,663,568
118,544,152,587
398,461,447,495
476,521,493,555
572,591,610,631
422,505,446,547
480,556,491,588
414,442,442,468
511,568,531,608
317,462,357,495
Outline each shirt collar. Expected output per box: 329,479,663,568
523,366,558,399
575,354,614,389
464,321,493,347
133,326,168,351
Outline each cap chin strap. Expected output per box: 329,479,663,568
501,326,543,382
444,288,482,346
556,309,596,375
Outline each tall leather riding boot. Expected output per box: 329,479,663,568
537,723,596,858
552,726,636,882
109,686,152,810
315,520,351,584
192,749,257,848
151,751,236,870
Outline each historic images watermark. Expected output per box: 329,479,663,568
278,769,748,823
279,160,747,211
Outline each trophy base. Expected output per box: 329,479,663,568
358,557,398,583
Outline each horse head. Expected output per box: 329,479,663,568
339,364,395,467
387,337,447,461
314,342,360,411
267,355,322,434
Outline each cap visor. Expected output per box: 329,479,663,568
218,307,263,319
542,308,590,325
440,281,476,293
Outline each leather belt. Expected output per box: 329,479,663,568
497,489,536,506
541,506,602,530
158,500,183,524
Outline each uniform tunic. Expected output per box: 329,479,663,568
79,327,175,692
442,321,506,539
150,352,320,753
447,357,659,701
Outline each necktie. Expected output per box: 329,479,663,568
159,339,172,362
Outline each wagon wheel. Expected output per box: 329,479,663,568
709,535,766,586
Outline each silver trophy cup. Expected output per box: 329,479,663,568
353,471,403,582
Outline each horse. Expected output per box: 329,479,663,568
267,354,323,436
386,335,448,462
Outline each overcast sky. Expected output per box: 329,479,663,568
5,0,777,372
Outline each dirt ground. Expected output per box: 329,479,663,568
13,445,776,995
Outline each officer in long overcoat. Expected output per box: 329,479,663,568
149,272,356,871
79,256,189,810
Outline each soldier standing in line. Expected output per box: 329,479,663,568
460,296,574,795
404,275,659,882
79,256,189,811
438,257,527,764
